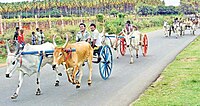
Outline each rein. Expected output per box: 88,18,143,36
19,56,22,67
63,48,73,61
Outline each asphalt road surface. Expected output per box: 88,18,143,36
0,29,199,106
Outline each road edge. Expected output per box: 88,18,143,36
129,35,200,106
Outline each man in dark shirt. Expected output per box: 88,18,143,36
13,27,20,41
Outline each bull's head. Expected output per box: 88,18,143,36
52,35,69,70
5,41,20,78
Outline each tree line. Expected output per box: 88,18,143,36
0,0,199,18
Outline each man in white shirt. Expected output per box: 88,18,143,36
90,23,102,63
38,30,45,44
76,23,91,43
35,28,40,44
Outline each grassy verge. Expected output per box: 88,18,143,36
132,36,200,106
0,56,6,64
140,26,162,33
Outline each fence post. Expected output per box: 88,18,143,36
0,15,3,35
72,17,74,25
49,15,51,29
35,15,38,28
61,15,64,28
18,15,22,29
81,14,83,23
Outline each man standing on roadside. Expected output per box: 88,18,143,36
36,28,40,44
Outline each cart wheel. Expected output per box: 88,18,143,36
99,45,113,80
142,34,148,57
120,38,126,56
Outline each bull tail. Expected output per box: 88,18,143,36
87,44,93,86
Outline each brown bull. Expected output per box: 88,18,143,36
52,35,93,88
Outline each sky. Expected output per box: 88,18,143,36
164,0,180,6
0,0,181,6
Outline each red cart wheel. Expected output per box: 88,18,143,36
142,34,148,57
120,38,126,56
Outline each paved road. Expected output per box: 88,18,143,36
0,29,199,106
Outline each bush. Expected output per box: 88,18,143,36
118,13,125,18
109,8,119,17
96,14,104,23
105,18,124,34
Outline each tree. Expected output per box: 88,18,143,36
136,3,155,16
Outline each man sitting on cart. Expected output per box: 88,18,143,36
123,20,137,34
90,23,102,63
119,20,141,58
76,23,91,66
76,23,91,43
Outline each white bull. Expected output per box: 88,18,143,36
163,21,171,37
5,41,61,99
101,33,120,59
120,29,141,64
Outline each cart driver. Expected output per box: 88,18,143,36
90,23,102,63
76,23,91,43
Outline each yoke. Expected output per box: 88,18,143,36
20,48,76,73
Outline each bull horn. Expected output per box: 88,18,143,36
53,35,57,47
62,34,68,48
6,40,11,54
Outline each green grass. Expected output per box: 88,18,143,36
0,47,7,64
0,56,6,64
140,26,163,33
132,36,200,106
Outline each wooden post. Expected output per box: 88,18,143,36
0,15,3,35
72,17,74,25
61,15,64,28
35,15,38,28
81,14,83,23
18,15,22,29
30,22,33,30
49,15,51,29
3,22,6,30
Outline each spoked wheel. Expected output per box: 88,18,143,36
99,45,113,80
142,34,148,57
120,38,126,56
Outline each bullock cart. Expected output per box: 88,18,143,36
183,20,196,35
105,34,148,57
118,35,148,57
51,46,113,80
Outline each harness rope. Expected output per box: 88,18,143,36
20,56,22,67
64,48,73,61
